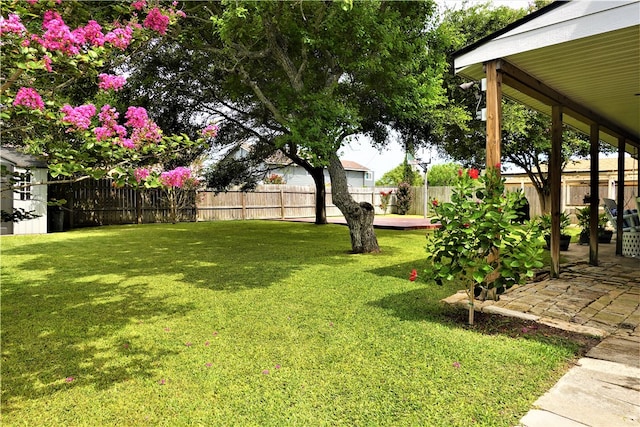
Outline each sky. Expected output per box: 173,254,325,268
339,0,532,181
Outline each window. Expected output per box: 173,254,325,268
17,172,31,200
364,171,373,181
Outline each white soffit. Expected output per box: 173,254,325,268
454,1,639,71
453,0,640,151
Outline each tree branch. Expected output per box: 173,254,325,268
236,64,289,127
0,69,25,95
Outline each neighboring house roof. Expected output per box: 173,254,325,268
0,146,47,168
258,148,371,172
453,0,640,152
562,157,638,173
340,160,370,172
503,157,639,179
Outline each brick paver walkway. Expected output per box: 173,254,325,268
443,244,639,338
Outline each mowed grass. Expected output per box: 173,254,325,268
1,221,581,426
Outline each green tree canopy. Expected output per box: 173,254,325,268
427,162,462,186
433,1,609,213
120,0,457,252
376,163,424,187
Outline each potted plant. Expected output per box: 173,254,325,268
540,212,571,251
576,207,613,244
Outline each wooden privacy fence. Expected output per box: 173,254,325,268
196,185,396,221
50,180,638,228
49,179,196,229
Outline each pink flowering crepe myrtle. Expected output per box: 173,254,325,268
13,87,44,110
60,104,97,131
201,124,220,139
0,13,27,35
3,1,199,189
98,74,127,92
160,167,194,189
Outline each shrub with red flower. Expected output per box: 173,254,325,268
424,166,543,325
379,189,393,214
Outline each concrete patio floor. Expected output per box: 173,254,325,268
442,241,639,427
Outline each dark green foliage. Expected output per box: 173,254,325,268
0,208,41,223
395,182,413,215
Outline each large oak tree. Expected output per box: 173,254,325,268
123,0,457,252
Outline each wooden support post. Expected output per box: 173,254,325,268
550,105,563,278
589,124,599,265
616,138,626,255
485,60,502,171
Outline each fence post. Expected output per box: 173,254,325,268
280,188,285,219
136,189,143,224
241,192,246,220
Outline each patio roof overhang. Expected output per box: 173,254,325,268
452,0,640,275
453,0,640,155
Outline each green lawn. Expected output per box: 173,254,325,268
1,221,584,426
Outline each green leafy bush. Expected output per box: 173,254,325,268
425,166,543,324
395,182,412,215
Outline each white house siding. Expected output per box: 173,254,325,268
276,166,314,186
272,165,373,188
12,167,48,235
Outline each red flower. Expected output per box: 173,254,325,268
463,223,470,228
495,163,501,170
409,269,418,282
431,199,439,207
457,169,463,177
468,169,480,179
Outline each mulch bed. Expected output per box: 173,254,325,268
446,310,602,357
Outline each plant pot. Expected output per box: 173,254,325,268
597,229,613,244
579,231,590,245
544,234,571,251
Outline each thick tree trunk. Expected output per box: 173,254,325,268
537,188,551,214
327,154,380,253
309,166,328,225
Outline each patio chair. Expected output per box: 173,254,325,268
602,198,640,232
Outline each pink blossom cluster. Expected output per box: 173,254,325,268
131,1,147,11
122,107,162,145
160,167,193,188
124,107,149,129
98,74,127,91
0,14,26,35
26,11,133,54
143,7,170,35
42,55,53,72
13,87,45,110
201,124,219,139
58,103,162,148
79,20,106,47
94,105,127,142
134,168,150,183
36,11,84,55
103,26,133,51
60,104,97,131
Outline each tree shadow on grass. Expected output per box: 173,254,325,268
369,288,601,355
0,222,356,410
1,276,187,412
367,259,600,352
